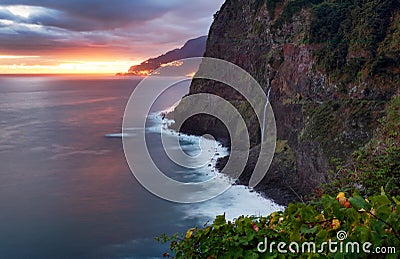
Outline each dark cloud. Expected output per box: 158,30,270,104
0,0,224,62
0,0,218,31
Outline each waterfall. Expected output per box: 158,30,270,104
261,85,271,144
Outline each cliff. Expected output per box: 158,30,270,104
173,0,400,205
117,36,207,76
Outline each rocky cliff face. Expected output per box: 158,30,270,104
173,0,400,205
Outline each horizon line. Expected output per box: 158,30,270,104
0,73,119,76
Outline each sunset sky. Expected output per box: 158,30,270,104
0,0,224,74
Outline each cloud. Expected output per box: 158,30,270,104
0,1,174,30
0,1,223,32
0,0,224,72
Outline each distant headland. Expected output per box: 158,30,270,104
116,35,207,76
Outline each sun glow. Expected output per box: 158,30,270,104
185,72,196,77
160,60,184,67
0,61,138,74
0,55,40,59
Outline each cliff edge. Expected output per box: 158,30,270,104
173,0,400,205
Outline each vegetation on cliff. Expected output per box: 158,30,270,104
321,95,400,199
258,0,399,86
309,0,399,86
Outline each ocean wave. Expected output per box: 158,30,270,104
146,110,284,221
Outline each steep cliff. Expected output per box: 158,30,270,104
173,0,399,205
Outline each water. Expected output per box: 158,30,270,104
0,75,283,258
261,85,271,144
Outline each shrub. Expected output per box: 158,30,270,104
159,191,399,258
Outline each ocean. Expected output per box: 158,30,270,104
0,75,283,258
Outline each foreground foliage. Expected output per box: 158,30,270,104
159,191,399,258
158,96,399,259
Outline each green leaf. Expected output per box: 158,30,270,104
374,204,392,221
370,193,391,207
355,226,370,243
316,229,328,244
301,225,318,234
334,253,345,259
301,205,317,221
392,196,400,205
243,250,259,259
349,195,372,211
214,214,226,227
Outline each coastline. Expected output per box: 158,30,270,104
151,109,230,179
167,103,297,206
157,107,289,207
215,149,299,207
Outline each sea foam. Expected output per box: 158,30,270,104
147,110,284,222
